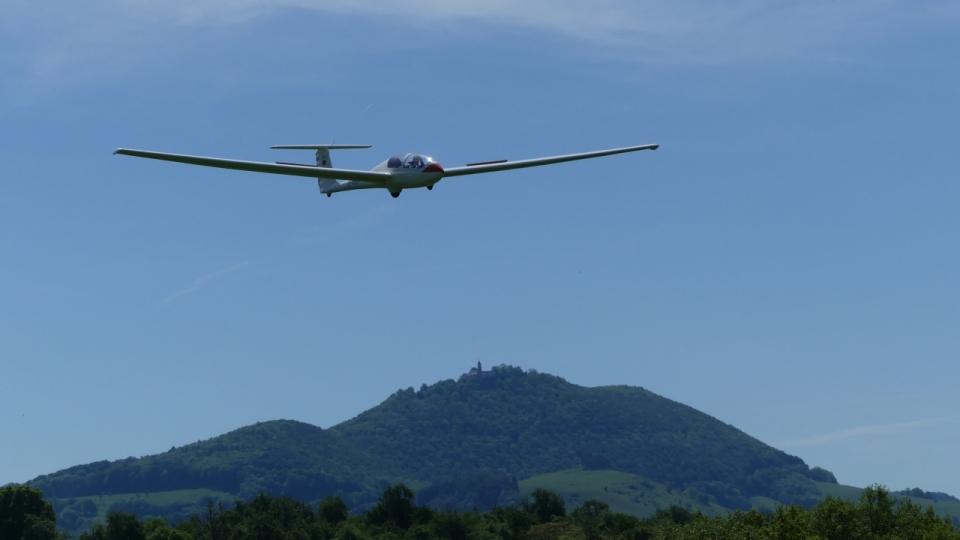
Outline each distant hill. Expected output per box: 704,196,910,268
29,366,832,530
896,488,960,503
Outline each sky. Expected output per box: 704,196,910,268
1,0,959,496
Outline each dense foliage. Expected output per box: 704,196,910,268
0,485,63,540
67,484,960,540
30,368,830,513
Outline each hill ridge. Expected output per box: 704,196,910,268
28,366,827,520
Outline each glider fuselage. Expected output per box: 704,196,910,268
324,153,443,195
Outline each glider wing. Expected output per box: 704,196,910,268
113,148,391,184
442,144,658,178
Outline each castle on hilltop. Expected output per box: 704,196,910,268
459,361,497,382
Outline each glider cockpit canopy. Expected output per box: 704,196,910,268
387,153,435,169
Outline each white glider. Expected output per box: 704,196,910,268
113,142,658,198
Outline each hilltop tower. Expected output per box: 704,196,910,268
459,361,495,383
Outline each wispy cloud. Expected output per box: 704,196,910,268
3,0,959,93
243,1,957,63
777,416,960,448
163,260,252,303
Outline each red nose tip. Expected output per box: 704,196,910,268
422,163,444,173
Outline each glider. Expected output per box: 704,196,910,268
113,142,658,198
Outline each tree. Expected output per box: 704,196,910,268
568,499,612,540
0,485,57,540
21,514,58,540
522,489,565,523
319,495,350,526
105,511,146,540
768,504,812,540
571,500,608,521
858,485,896,538
652,506,693,526
368,484,418,529
810,495,858,540
78,524,107,540
143,517,194,540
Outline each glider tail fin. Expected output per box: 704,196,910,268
269,145,372,195
315,149,339,194
315,148,332,168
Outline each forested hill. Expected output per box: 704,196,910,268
28,366,832,512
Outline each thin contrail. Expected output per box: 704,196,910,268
777,416,959,448
163,260,252,303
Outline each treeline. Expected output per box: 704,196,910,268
897,488,960,503
4,482,959,540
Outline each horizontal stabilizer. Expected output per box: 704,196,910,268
271,144,371,150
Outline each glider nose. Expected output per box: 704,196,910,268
422,162,444,173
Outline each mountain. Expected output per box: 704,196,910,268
28,366,832,530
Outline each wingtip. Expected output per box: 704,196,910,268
651,144,659,150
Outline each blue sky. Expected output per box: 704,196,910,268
1,0,959,496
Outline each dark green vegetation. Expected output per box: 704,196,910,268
0,485,62,540
30,366,831,529
9,482,960,540
29,366,959,533
816,482,960,526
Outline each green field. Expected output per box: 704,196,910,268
747,495,780,513
519,469,726,518
87,488,233,509
50,488,234,532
